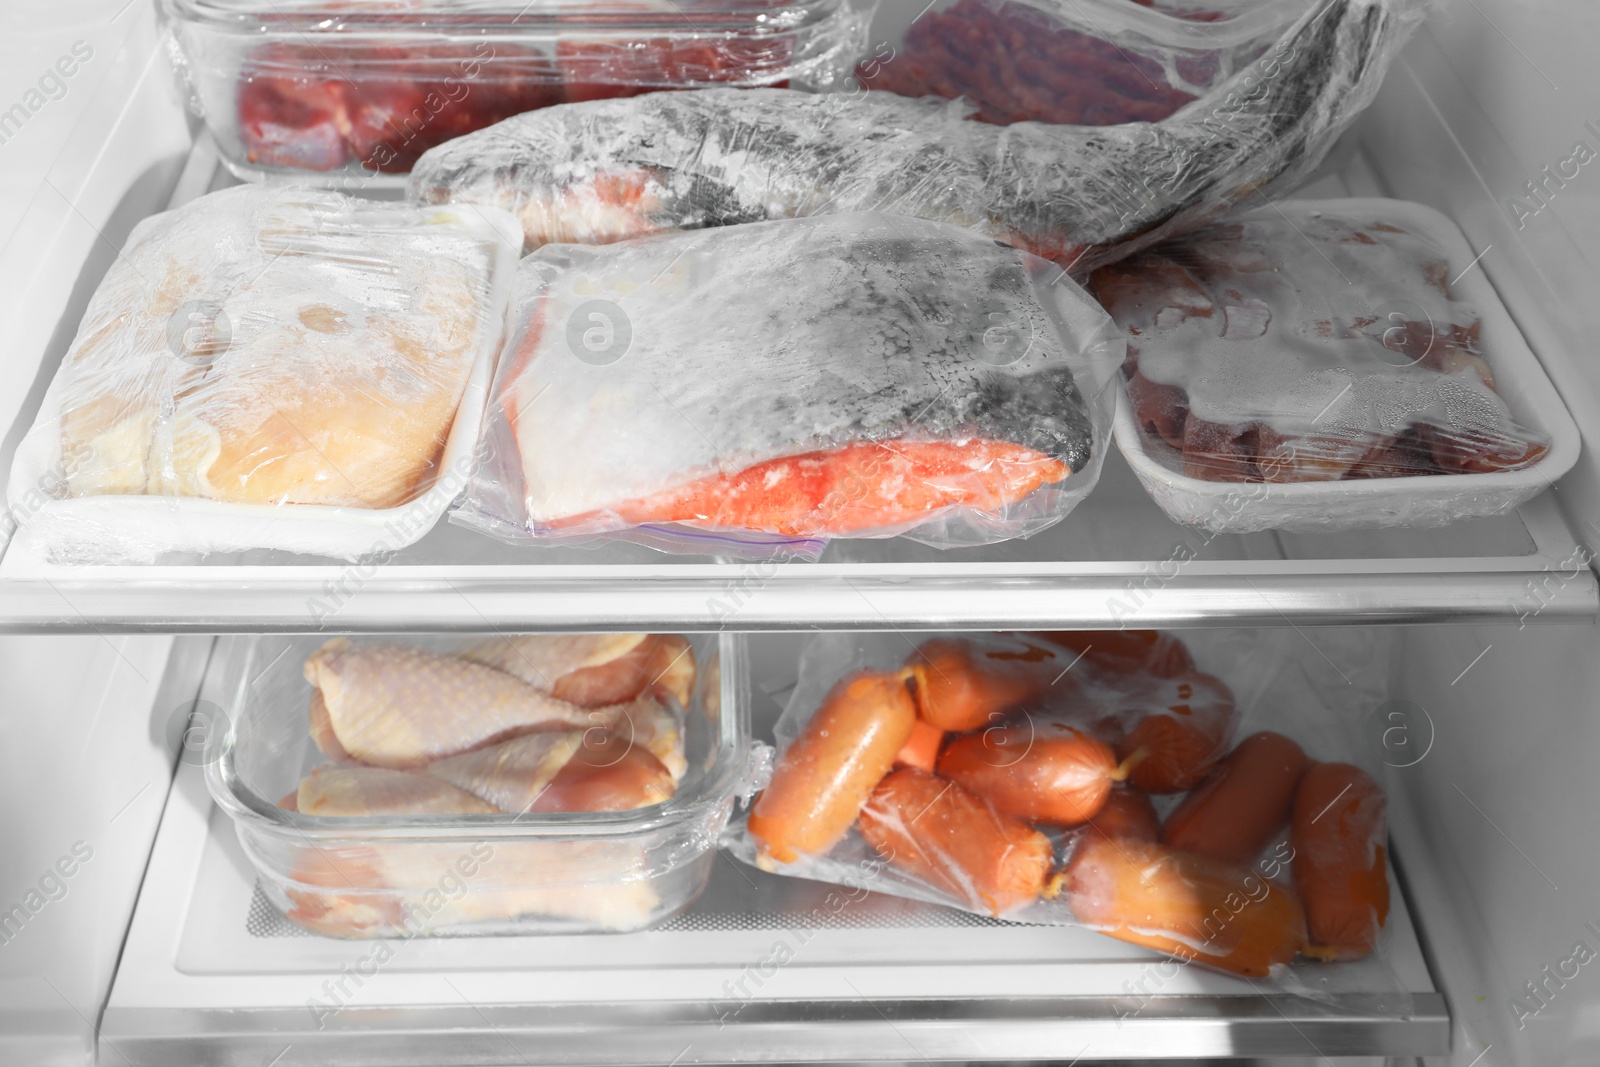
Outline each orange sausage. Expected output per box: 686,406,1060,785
905,637,1042,732
1162,732,1308,865
1084,785,1160,843
894,719,946,773
938,723,1133,826
1066,835,1306,977
1119,672,1237,793
528,734,675,812
1028,630,1195,678
747,670,917,865
859,767,1054,916
1291,762,1390,961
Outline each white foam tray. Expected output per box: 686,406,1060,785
1113,197,1582,534
5,202,522,563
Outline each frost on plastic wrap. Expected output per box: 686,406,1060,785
1093,198,1570,532
208,633,749,938
855,0,1314,126
6,185,520,563
451,212,1123,558
727,629,1410,1004
161,0,871,181
410,0,1430,275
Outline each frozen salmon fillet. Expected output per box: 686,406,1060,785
456,212,1122,551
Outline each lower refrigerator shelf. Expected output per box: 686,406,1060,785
102,757,1450,1066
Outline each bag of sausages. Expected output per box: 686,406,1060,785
729,628,1407,996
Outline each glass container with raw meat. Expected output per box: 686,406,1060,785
206,632,750,937
161,0,870,184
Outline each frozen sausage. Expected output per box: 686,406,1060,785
1066,835,1306,977
938,723,1133,826
905,637,1043,732
1119,671,1237,793
747,670,918,865
895,719,946,773
1028,630,1195,678
859,767,1054,916
1162,731,1309,865
1084,785,1160,843
1291,762,1390,961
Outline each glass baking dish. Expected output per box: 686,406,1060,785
205,632,751,938
161,0,868,184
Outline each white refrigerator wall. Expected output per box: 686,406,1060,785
1359,0,1600,533
0,634,196,1067
1355,4,1600,1066
1394,622,1600,1067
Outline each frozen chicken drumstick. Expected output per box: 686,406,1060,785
424,731,587,814
304,638,599,768
460,634,696,708
296,765,500,817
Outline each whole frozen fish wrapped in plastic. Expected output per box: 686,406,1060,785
452,212,1124,557
410,0,1430,275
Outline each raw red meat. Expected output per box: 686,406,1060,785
855,0,1205,126
238,29,793,173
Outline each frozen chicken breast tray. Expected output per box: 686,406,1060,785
1108,199,1581,533
6,186,523,564
205,633,751,938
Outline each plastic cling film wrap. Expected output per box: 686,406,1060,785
5,186,521,564
1094,198,1578,533
1097,202,1548,482
727,629,1411,1005
450,212,1124,559
409,0,1430,274
161,0,871,182
207,632,749,938
856,0,1314,126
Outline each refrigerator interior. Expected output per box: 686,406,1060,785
0,0,1597,1065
